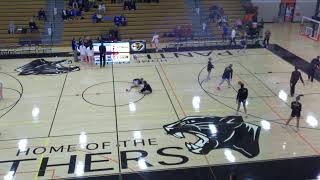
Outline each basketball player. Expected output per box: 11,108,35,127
290,66,304,97
151,32,160,52
126,78,144,92
308,56,320,82
86,45,95,64
206,57,214,80
79,44,87,62
217,64,233,90
140,81,152,94
236,82,248,116
284,95,302,131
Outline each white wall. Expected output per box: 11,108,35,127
252,0,281,22
293,0,318,22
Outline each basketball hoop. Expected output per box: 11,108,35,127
300,16,320,41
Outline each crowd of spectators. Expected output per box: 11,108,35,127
202,4,264,43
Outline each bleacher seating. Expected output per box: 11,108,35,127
61,0,192,46
0,0,46,48
201,0,245,36
0,0,246,48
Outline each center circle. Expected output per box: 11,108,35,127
200,79,236,99
82,81,145,107
0,88,22,111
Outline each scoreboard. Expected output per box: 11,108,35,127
78,40,146,64
92,42,130,53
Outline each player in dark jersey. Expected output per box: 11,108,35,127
217,64,233,90
140,81,152,94
206,57,215,81
284,95,302,131
290,66,304,97
236,82,248,116
308,56,320,82
126,78,144,92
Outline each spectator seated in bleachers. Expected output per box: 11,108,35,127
78,0,84,9
108,26,120,41
88,0,96,8
114,15,120,26
123,0,130,10
62,9,68,20
98,3,106,14
97,13,103,23
171,25,192,41
69,0,78,8
92,13,97,23
247,21,260,39
69,8,75,19
258,18,264,29
8,21,15,34
120,14,127,26
76,8,84,19
222,24,228,42
209,5,224,23
29,18,38,32
234,18,243,29
38,8,47,21
123,0,136,10
218,15,228,28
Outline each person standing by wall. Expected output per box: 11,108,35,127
308,56,320,82
202,21,207,35
72,37,78,62
230,27,236,46
238,32,247,53
264,30,271,47
99,42,106,68
222,25,228,42
290,66,304,97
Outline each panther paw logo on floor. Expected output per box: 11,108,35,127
163,116,261,158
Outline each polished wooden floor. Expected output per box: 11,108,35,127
0,24,320,180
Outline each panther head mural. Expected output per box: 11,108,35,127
163,116,261,158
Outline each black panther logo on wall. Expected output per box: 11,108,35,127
163,116,261,158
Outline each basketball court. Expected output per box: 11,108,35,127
0,40,320,180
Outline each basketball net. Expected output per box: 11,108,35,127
300,16,320,41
